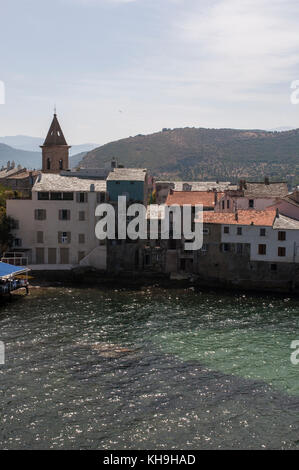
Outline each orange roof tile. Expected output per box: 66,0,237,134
201,210,276,226
166,191,219,208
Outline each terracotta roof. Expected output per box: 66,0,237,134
166,191,220,208
201,210,277,226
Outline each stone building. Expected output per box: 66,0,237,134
6,113,106,269
0,162,39,198
193,210,299,291
41,113,71,173
155,180,235,204
215,179,289,213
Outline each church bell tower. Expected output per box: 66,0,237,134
41,113,71,173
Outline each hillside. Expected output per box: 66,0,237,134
0,135,98,156
81,127,299,184
0,143,41,169
0,143,82,170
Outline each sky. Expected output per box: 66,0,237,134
0,0,299,145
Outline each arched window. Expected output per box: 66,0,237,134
47,158,51,170
59,159,63,170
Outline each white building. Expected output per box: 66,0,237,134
6,113,107,270
7,173,107,269
203,210,299,264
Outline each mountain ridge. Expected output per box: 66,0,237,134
80,127,299,184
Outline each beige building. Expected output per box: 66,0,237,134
7,173,107,269
6,114,107,270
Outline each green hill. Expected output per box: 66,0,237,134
80,127,299,184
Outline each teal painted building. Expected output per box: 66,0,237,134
107,168,148,204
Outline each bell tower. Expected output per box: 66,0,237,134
41,113,71,173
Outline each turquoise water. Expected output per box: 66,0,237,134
1,287,299,449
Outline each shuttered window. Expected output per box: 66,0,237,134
78,234,85,244
58,209,70,220
36,231,44,243
34,209,46,220
76,192,88,203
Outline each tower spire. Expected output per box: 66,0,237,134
42,113,68,146
40,111,71,173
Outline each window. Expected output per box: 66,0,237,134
51,192,62,200
47,158,51,170
270,264,277,271
78,233,85,244
35,209,46,220
97,192,106,203
260,228,266,237
258,244,266,255
59,159,63,170
278,247,286,257
237,227,242,236
59,209,70,221
222,243,229,252
77,192,88,203
222,200,225,210
78,211,85,221
278,231,286,241
11,219,19,230
249,199,254,208
236,243,243,254
58,231,71,244
38,192,49,200
201,243,208,252
36,231,43,243
62,192,73,201
13,238,22,247
227,200,230,209
202,228,210,235
224,226,229,234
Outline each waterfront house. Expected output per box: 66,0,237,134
6,113,107,269
194,209,299,291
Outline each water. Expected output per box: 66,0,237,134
1,286,299,449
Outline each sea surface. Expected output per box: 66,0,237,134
1,286,299,449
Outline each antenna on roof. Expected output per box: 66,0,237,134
54,104,57,116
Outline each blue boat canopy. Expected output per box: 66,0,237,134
0,262,29,279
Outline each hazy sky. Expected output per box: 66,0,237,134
1,0,299,145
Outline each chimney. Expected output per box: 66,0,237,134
276,208,279,218
291,189,299,203
265,177,270,185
